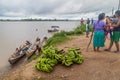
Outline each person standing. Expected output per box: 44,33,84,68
91,18,94,25
19,40,32,54
91,13,106,52
80,18,85,27
86,18,90,38
105,10,120,53
33,37,42,53
106,16,113,39
80,18,84,24
26,37,47,56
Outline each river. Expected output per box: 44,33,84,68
0,21,80,76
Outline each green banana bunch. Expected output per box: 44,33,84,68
67,51,75,59
62,48,84,66
35,63,41,71
40,64,53,72
74,54,84,64
54,54,63,62
42,46,58,59
65,60,73,66
47,59,58,66
62,55,73,66
35,46,84,72
35,58,58,72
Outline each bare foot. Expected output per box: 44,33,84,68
104,49,110,52
94,49,96,52
113,51,119,53
97,50,102,52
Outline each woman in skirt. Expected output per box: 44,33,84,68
91,13,107,52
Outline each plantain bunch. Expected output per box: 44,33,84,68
35,58,58,72
42,46,58,59
42,46,64,62
62,48,84,66
35,46,84,72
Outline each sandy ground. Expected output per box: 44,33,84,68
1,35,120,80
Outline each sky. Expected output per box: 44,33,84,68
0,0,119,20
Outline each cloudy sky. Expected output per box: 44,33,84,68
0,0,119,19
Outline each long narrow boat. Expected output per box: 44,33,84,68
8,52,26,65
51,26,59,28
48,29,59,32
48,26,60,32
27,50,36,60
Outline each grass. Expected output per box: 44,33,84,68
28,32,70,62
44,31,70,47
43,23,90,47
29,24,90,61
28,52,42,62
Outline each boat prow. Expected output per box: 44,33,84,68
8,53,25,65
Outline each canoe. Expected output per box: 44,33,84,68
27,50,36,60
51,26,59,28
48,29,59,32
8,52,25,65
48,26,60,32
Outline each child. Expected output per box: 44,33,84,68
105,16,113,39
86,18,90,38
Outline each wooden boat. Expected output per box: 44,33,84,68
51,26,59,28
27,50,36,60
48,26,60,32
8,51,26,65
48,29,59,32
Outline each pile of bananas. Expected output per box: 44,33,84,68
35,58,58,72
42,46,64,62
35,46,63,72
62,48,84,66
35,46,84,72
42,46,58,59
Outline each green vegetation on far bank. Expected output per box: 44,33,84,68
0,19,80,21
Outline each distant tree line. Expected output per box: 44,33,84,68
0,18,79,21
